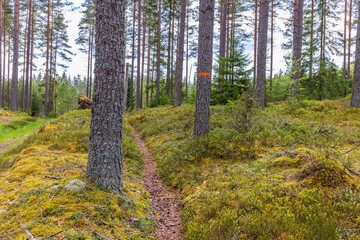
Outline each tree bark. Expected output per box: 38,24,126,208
44,0,51,116
2,0,5,108
270,0,273,92
146,27,151,107
87,0,125,192
124,62,129,112
130,1,136,110
25,0,32,111
194,0,215,136
140,12,146,109
347,0,353,91
174,0,186,107
156,0,162,103
186,2,189,99
255,0,270,109
350,0,360,107
136,0,142,109
291,0,304,96
309,0,314,81
10,0,19,111
253,0,258,86
166,0,172,96
29,2,35,109
219,0,227,59
344,0,348,96
21,9,29,110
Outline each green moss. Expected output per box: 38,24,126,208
129,99,360,239
0,110,155,239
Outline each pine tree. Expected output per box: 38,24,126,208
10,0,19,112
87,0,126,192
351,0,360,107
194,0,215,136
255,0,270,109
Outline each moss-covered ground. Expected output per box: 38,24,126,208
0,110,155,239
128,99,360,240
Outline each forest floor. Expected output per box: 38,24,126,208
129,119,183,240
0,118,49,156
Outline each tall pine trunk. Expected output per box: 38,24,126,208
347,0,353,90
146,28,151,107
344,0,348,95
166,0,172,96
10,0,20,111
350,0,360,107
140,15,146,109
173,0,186,107
87,0,126,192
136,0,142,109
29,2,35,109
186,2,189,99
309,0,314,81
130,2,136,110
25,0,32,111
194,0,215,136
291,0,304,96
44,0,51,116
253,0,258,86
2,0,5,108
270,0,273,92
255,0,270,109
156,0,162,103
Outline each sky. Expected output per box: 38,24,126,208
58,2,348,83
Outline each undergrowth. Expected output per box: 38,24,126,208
129,99,360,240
0,110,155,239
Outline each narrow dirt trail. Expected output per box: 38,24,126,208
130,124,183,240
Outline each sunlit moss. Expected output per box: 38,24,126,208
0,110,155,239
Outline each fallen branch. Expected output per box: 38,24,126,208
340,143,360,156
42,230,63,239
45,175,63,180
22,226,37,240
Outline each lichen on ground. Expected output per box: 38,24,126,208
0,110,155,239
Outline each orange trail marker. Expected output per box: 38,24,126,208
197,72,211,76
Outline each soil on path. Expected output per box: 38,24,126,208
130,124,183,240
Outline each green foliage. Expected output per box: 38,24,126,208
129,99,360,239
212,45,252,105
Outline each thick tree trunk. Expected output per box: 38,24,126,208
350,1,360,107
87,0,125,192
194,0,215,136
291,0,304,96
10,0,20,111
156,0,162,103
136,0,142,109
130,2,136,110
174,0,186,107
25,0,32,111
255,0,270,109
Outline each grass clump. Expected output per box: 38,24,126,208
0,110,155,239
129,98,360,239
